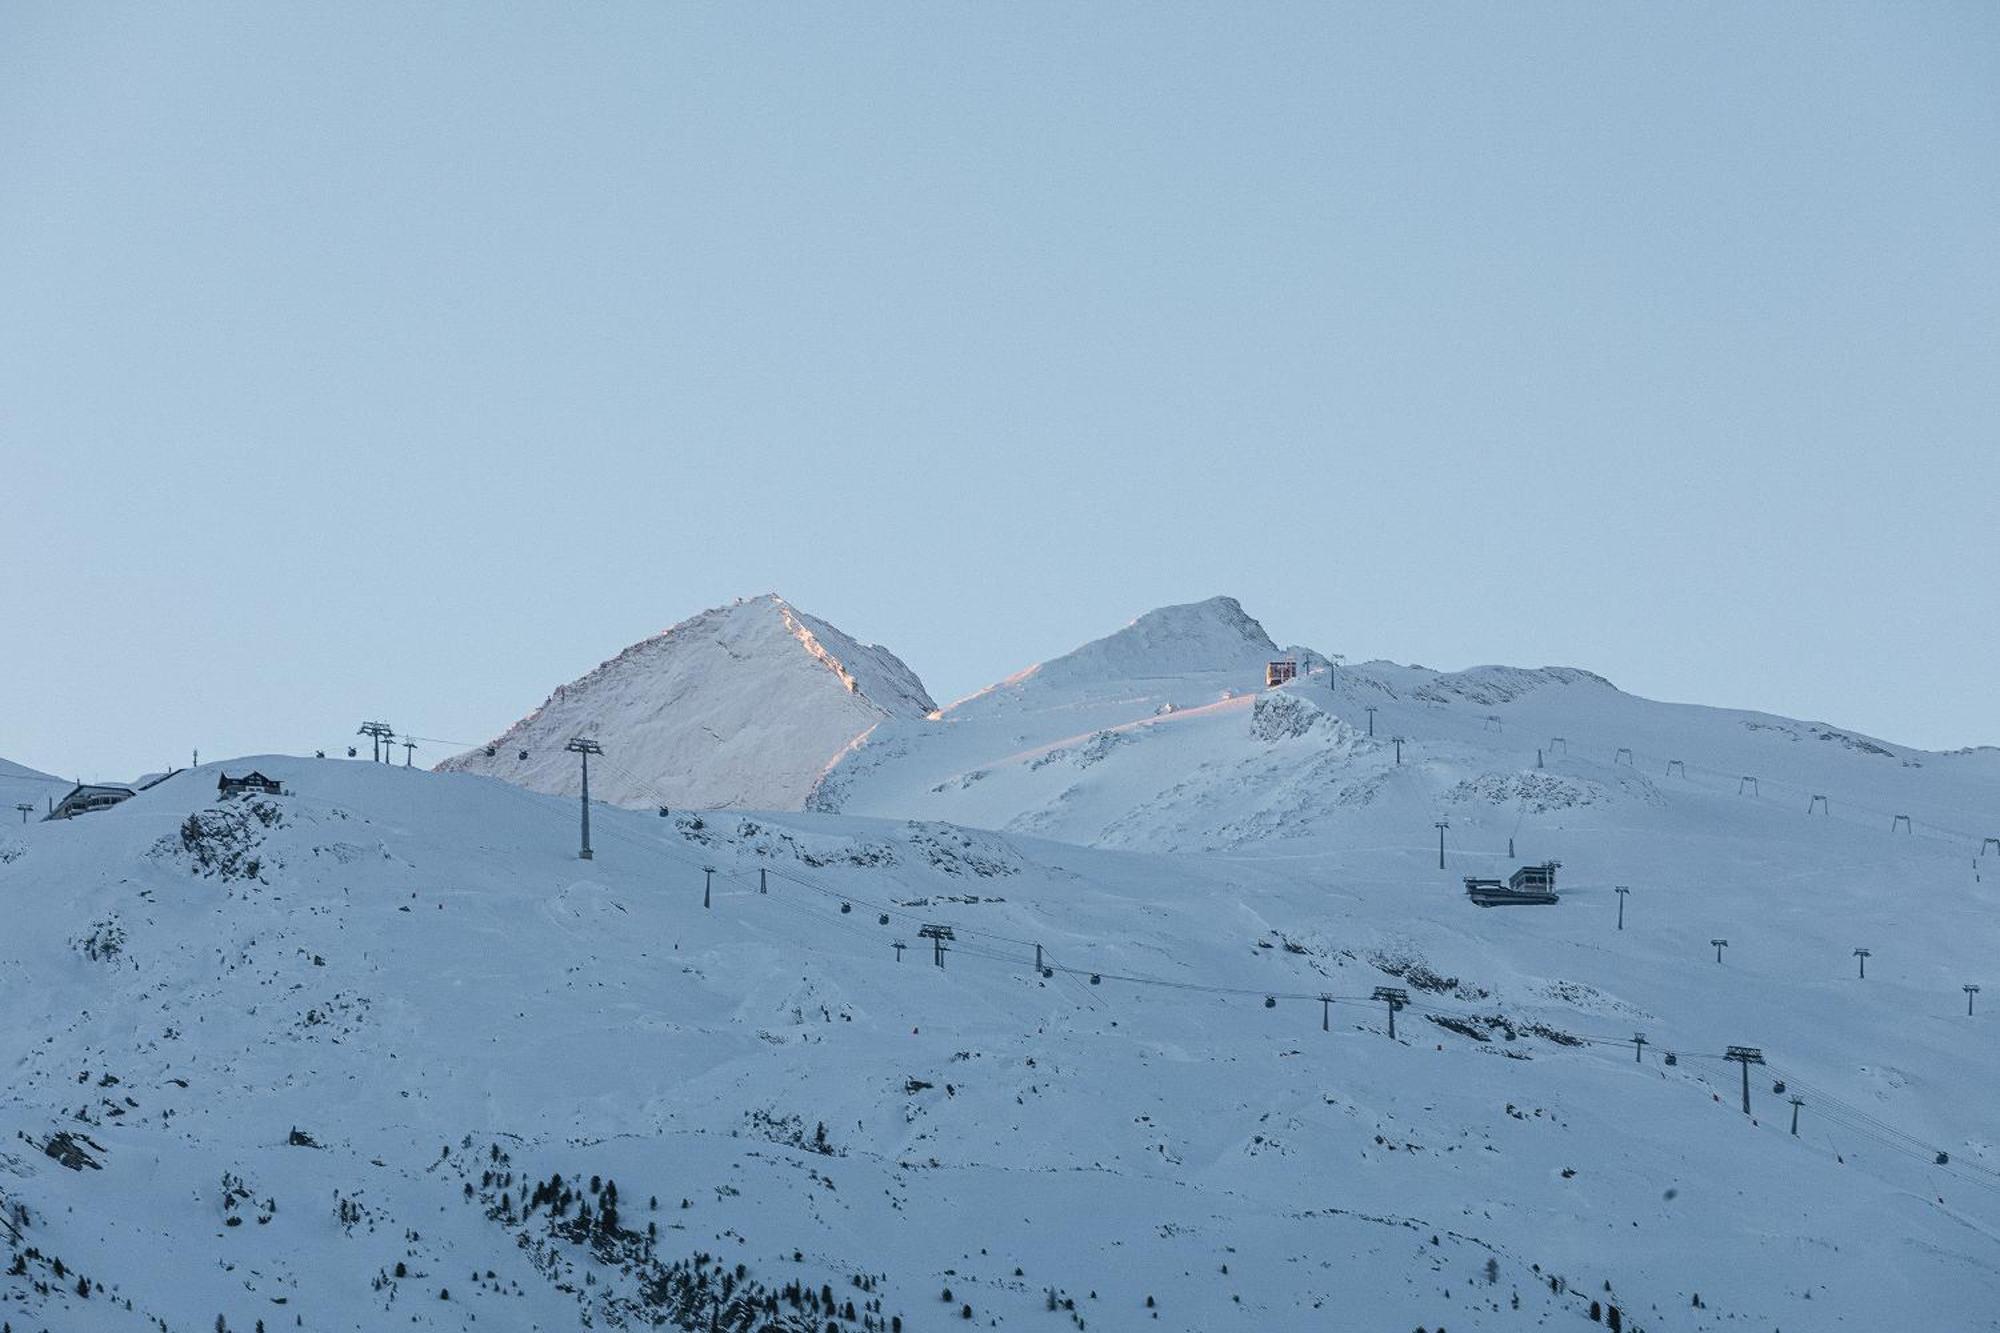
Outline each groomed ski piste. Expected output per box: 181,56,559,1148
4,598,1998,1331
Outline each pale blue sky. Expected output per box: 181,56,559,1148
3,4,1996,780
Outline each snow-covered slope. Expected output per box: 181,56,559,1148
0,755,72,821
953,595,1281,706
1,752,1997,1331
438,595,936,812
9,598,2000,1330
811,596,1336,837
813,600,2000,866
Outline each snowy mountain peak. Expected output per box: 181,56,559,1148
437,596,934,811
1080,594,1280,675
964,595,1283,708
764,596,937,719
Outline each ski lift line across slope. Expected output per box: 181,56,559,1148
1760,1070,2000,1191
445,708,1991,856
936,921,1997,1184
690,826,1995,1191
402,735,491,751
992,940,1999,1189
1766,1066,1990,1170
456,743,1989,1187
1351,699,1979,849
577,786,1628,1025
587,765,1900,1066
470,748,1282,1000
579,778,1867,1067
1534,731,1990,848
1442,716,1981,850
585,715,1993,984
592,751,1057,951
575,766,1109,1008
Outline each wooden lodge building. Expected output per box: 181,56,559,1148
218,771,282,799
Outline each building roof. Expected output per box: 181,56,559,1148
58,782,136,799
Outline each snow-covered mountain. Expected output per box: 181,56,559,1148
0,755,72,820
954,594,1282,705
7,599,2000,1331
812,598,2000,864
2,741,1996,1331
811,595,1338,837
437,595,936,812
